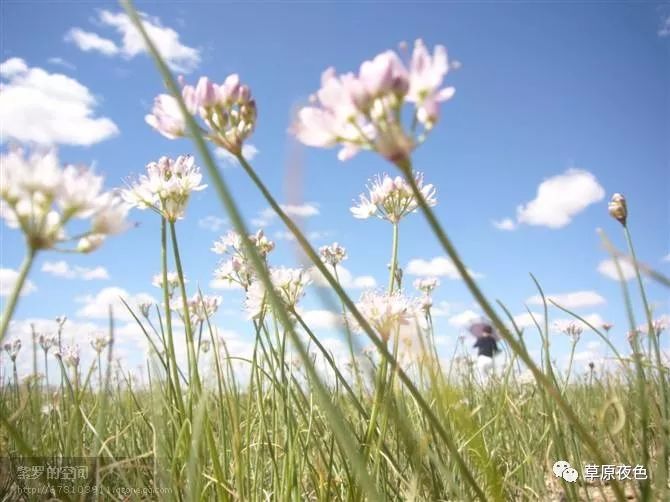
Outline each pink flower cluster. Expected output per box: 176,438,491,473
146,75,256,155
292,39,455,164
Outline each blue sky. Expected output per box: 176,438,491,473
1,1,668,377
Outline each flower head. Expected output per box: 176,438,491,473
351,172,436,223
147,75,257,156
0,148,128,251
187,294,222,322
319,242,347,266
608,193,627,226
414,277,439,294
352,291,418,343
244,267,311,319
152,271,184,297
123,155,206,222
556,321,583,342
292,39,455,164
212,229,274,290
3,339,22,361
90,332,111,353
38,334,57,353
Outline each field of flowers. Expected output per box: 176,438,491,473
1,2,668,501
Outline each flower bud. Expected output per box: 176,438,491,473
608,193,627,226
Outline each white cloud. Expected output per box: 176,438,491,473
512,312,544,330
310,266,376,290
76,287,155,321
597,258,636,281
406,257,483,280
65,28,119,56
505,169,605,229
215,144,259,165
67,10,200,73
527,290,605,309
0,268,36,296
659,15,670,37
42,260,109,280
662,253,670,263
492,218,516,231
0,57,28,77
209,279,242,290
198,215,227,232
254,203,320,227
448,309,480,328
274,230,328,242
299,309,343,330
0,58,118,145
47,57,76,70
554,313,606,333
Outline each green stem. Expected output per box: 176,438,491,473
169,220,201,395
388,222,399,292
0,248,36,343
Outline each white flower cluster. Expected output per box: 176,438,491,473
90,332,111,353
0,148,128,252
152,271,185,296
352,290,419,343
212,229,275,290
414,277,439,312
244,267,311,319
187,294,222,323
319,242,347,266
123,155,206,222
351,172,436,223
3,339,22,361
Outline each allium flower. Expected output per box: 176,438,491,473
319,242,347,266
608,193,627,226
38,334,57,353
0,148,128,251
58,345,80,368
90,332,111,353
292,39,455,164
556,321,583,342
200,339,211,353
3,339,22,361
653,317,668,336
352,291,418,343
414,277,439,294
351,172,436,223
139,302,153,318
122,155,206,222
187,294,222,322
212,229,274,290
601,322,614,333
244,267,311,319
152,272,184,296
146,75,257,156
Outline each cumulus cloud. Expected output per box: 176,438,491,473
310,266,376,290
448,309,480,328
42,260,109,280
495,169,605,230
0,58,118,145
65,28,119,56
216,144,259,166
512,312,544,330
76,287,155,321
597,258,636,281
527,290,605,309
253,203,320,227
299,309,343,330
66,10,200,73
0,268,37,296
517,169,605,228
406,257,483,280
274,230,328,242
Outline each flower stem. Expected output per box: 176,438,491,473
0,247,36,344
388,222,399,292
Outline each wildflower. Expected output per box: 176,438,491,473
3,339,21,361
601,322,614,333
56,345,80,368
292,39,455,165
0,148,128,251
200,340,211,353
350,172,436,223
244,267,311,319
352,290,418,343
627,329,640,343
652,316,668,336
187,294,222,322
414,277,439,295
608,193,627,226
122,155,206,222
146,75,257,156
90,332,111,353
139,302,152,318
152,272,184,296
319,242,347,266
212,229,274,290
556,321,583,342
38,334,57,353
